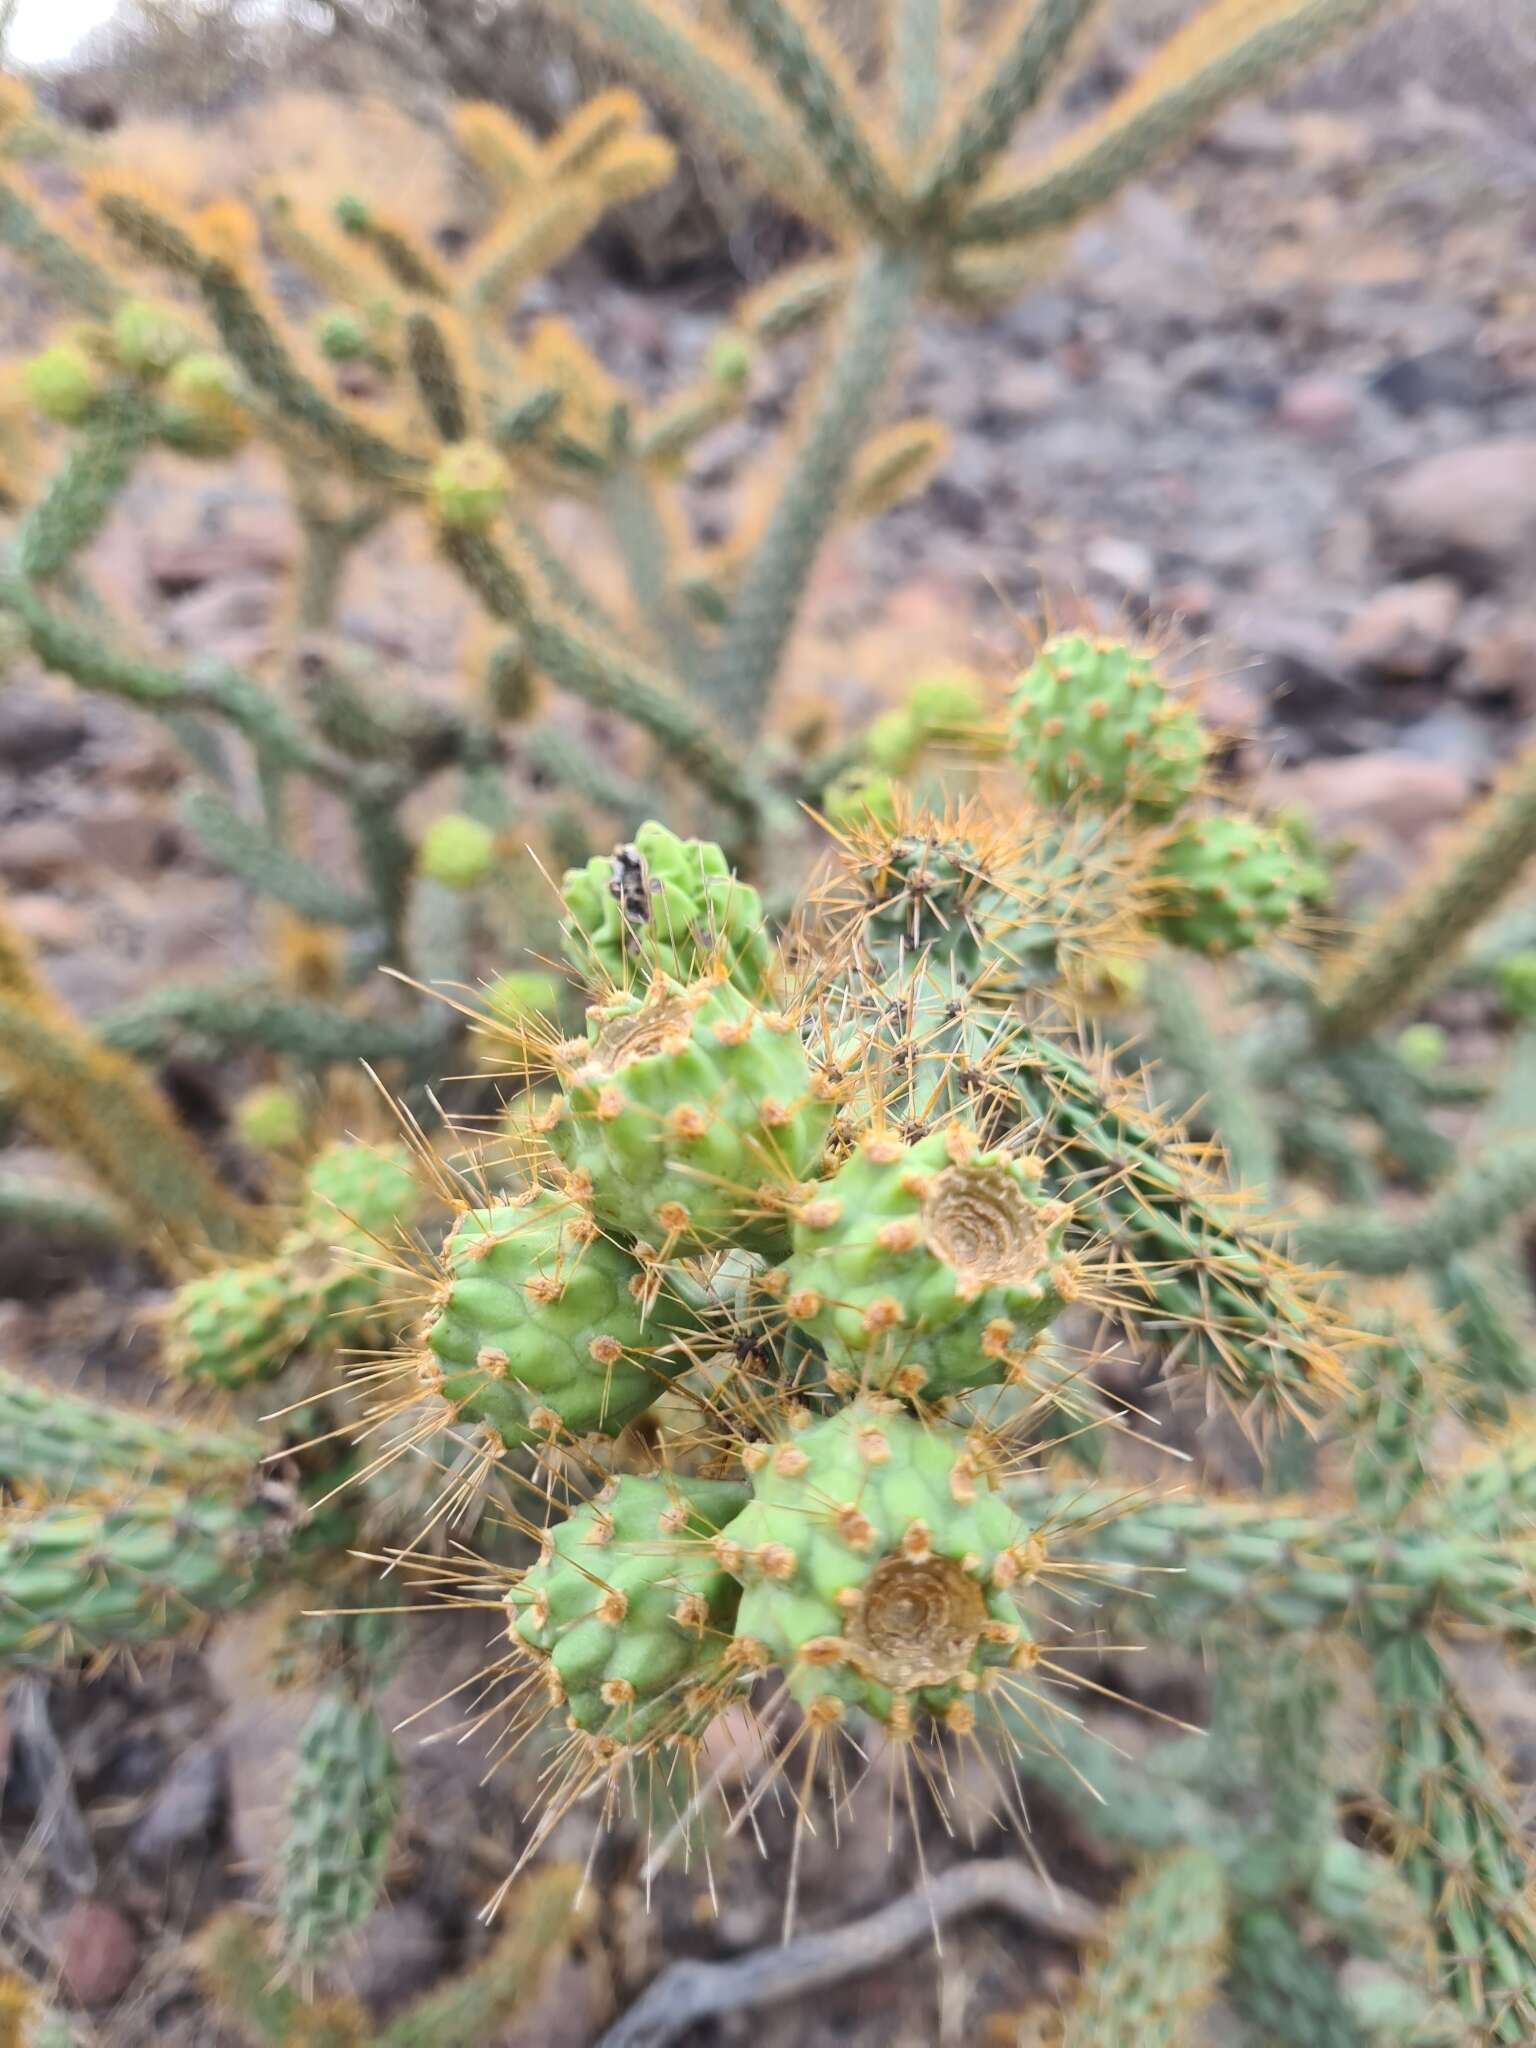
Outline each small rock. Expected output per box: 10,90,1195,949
1393,704,1496,782
982,361,1063,425
1376,439,1536,582
128,1739,226,1865
54,1900,138,2009
1227,604,1356,719
0,689,88,773
3,893,87,951
1276,374,1359,442
1339,577,1463,679
342,1901,446,2017
145,532,290,598
1260,752,1472,844
1458,612,1536,707
74,799,178,877
1085,534,1154,605
0,816,82,886
1369,346,1515,417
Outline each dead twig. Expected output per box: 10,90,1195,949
596,1857,1101,2048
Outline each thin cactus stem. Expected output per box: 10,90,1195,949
708,246,922,739
1317,736,1536,1046
915,0,1103,215
439,526,764,840
0,175,119,316
600,464,705,688
1288,1136,1536,1275
15,393,152,584
524,723,657,829
541,0,845,235
889,0,946,154
179,787,378,928
1319,1042,1454,1186
719,0,908,237
1143,957,1279,1191
95,981,452,1067
0,1368,260,1497
955,0,1393,246
0,1177,126,1245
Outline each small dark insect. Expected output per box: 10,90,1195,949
607,843,656,929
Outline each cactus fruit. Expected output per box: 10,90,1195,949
906,665,987,738
561,822,772,997
428,441,510,532
23,342,101,424
317,309,369,361
824,765,898,830
279,1690,401,1968
302,1142,420,1238
418,812,497,889
719,1400,1036,1730
234,1083,306,1152
545,977,833,1249
158,350,249,456
166,1143,421,1387
1151,813,1305,957
508,1473,750,1742
1007,634,1206,822
420,1194,697,1445
1496,951,1536,1019
708,331,752,388
779,1124,1078,1398
110,298,193,377
864,706,923,774
1395,1022,1447,1075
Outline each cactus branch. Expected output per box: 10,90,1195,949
1317,736,1536,1045
956,0,1392,246
708,246,921,738
1288,1137,1536,1275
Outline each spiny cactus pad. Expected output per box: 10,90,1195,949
422,1195,695,1444
1007,634,1205,822
1151,813,1305,957
509,1473,749,1742
779,1125,1076,1397
720,1402,1036,1730
546,978,833,1249
561,822,771,997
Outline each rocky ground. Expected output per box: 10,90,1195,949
3,19,1536,2047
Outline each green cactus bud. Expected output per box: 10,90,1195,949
1395,1022,1448,1075
546,977,832,1251
1007,633,1206,822
422,1194,697,1445
561,821,772,997
780,1124,1076,1398
233,1084,306,1153
110,297,194,378
302,1141,420,1238
1496,950,1536,1020
824,765,898,830
481,969,561,1027
719,1401,1036,1732
158,350,249,456
864,707,923,774
428,440,510,533
1151,812,1304,957
333,194,370,234
508,1473,750,1742
23,342,101,424
418,812,498,888
708,331,752,389
317,309,369,362
279,1691,400,1969
906,665,987,735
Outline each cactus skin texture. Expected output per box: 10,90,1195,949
561,821,772,997
1152,812,1306,957
509,1473,750,1742
423,1195,695,1445
546,976,833,1250
0,1488,281,1667
719,1401,1034,1730
1007,633,1206,822
780,1123,1076,1397
1060,1845,1229,2048
165,1142,422,1388
279,1690,401,1970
